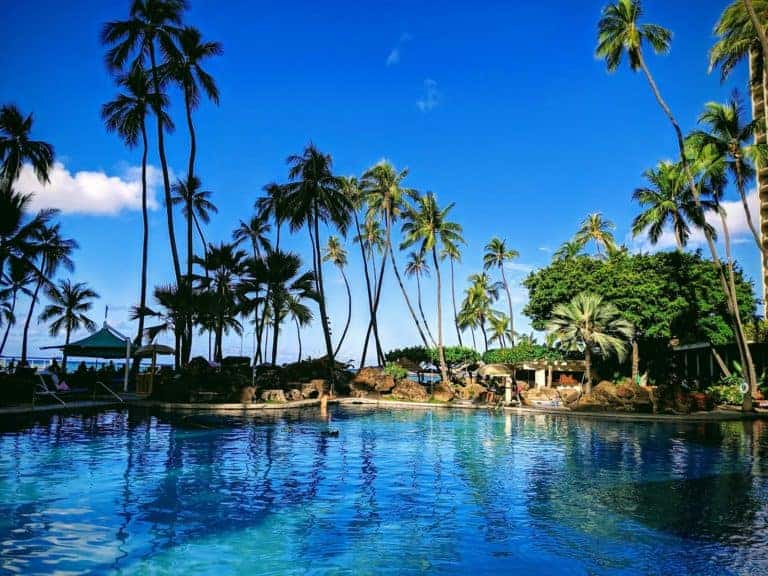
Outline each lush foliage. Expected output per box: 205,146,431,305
385,346,430,364
482,342,564,364
524,251,755,345
427,346,479,367
383,361,408,381
709,382,744,405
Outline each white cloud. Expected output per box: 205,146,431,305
504,261,535,274
15,161,162,215
386,33,412,67
632,189,760,253
417,78,440,112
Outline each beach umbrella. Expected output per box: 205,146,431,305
134,344,175,390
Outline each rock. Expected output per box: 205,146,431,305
431,381,455,402
310,379,328,395
300,379,327,399
557,387,581,406
390,380,429,402
521,387,560,406
260,389,286,403
574,381,653,413
455,382,487,401
239,386,256,403
351,367,396,394
286,388,303,402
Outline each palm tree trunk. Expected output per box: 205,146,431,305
63,326,71,375
637,50,757,402
416,273,437,347
296,317,302,362
354,211,383,367
333,267,352,357
0,291,17,356
585,346,592,394
431,246,449,384
450,257,463,347
312,202,336,385
748,51,768,313
182,88,197,366
21,258,45,364
271,298,279,366
500,265,515,347
362,246,388,366
480,321,488,353
148,43,181,283
470,327,477,351
631,339,639,385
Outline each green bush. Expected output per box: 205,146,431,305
427,346,480,368
385,346,429,364
383,362,408,381
709,381,743,405
482,342,564,364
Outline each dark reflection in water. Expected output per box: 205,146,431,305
0,407,766,575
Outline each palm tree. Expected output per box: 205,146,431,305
282,144,351,376
102,0,186,282
171,176,218,252
459,272,500,352
483,237,519,346
362,161,430,349
103,63,169,350
546,292,634,393
323,236,352,357
355,213,387,365
404,251,436,346
255,183,288,249
0,259,33,355
487,311,511,349
341,175,384,366
262,250,317,365
441,243,464,347
0,190,55,284
401,192,464,384
39,280,99,373
0,104,54,187
140,282,195,368
631,161,713,251
573,213,616,256
20,222,77,364
233,213,272,260
552,240,584,262
597,0,758,404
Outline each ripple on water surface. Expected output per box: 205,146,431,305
0,407,767,575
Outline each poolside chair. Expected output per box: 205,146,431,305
36,373,67,406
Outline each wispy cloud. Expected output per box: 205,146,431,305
631,188,759,253
16,161,162,215
386,32,412,67
504,261,535,274
417,78,440,112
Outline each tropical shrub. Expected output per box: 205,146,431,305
709,382,743,406
483,342,564,364
385,346,429,364
383,362,408,381
428,346,479,368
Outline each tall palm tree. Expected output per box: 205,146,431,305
631,161,713,251
552,240,584,262
171,175,218,253
483,237,519,346
263,250,317,365
546,292,634,393
459,272,500,352
487,311,511,349
0,259,33,355
233,213,272,260
362,161,430,348
573,213,616,256
20,222,77,364
597,0,758,404
102,0,186,282
323,236,352,357
401,192,464,384
356,213,387,365
102,63,169,349
404,250,436,346
282,144,351,376
441,243,464,347
0,104,54,187
256,183,288,249
39,280,99,373
140,282,195,368
341,175,384,366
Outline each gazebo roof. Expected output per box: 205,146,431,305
42,322,132,359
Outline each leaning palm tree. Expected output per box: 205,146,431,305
282,144,351,375
102,0,186,282
597,0,758,405
401,192,464,384
20,222,77,364
0,259,33,355
631,160,713,251
0,104,54,187
323,236,352,357
362,161,430,348
356,213,387,364
546,292,634,393
573,212,616,256
483,237,519,346
39,280,99,373
103,63,170,349
404,250,436,346
441,243,464,347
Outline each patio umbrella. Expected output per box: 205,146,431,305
134,344,175,390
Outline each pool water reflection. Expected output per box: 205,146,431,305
0,407,766,575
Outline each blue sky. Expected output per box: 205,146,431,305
1,0,760,364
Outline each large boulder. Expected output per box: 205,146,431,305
239,385,256,403
431,381,455,402
574,381,653,413
351,367,396,395
455,382,487,401
557,387,581,406
391,380,429,402
286,388,303,402
260,389,286,403
300,379,327,399
521,387,560,406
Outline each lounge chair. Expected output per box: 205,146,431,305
36,373,67,405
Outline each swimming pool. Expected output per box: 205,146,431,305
0,406,766,575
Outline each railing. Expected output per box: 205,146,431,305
95,380,124,403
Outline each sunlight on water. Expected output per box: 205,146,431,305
0,407,766,575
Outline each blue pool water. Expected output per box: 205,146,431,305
0,406,766,575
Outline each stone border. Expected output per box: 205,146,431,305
131,398,323,412
0,400,123,416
